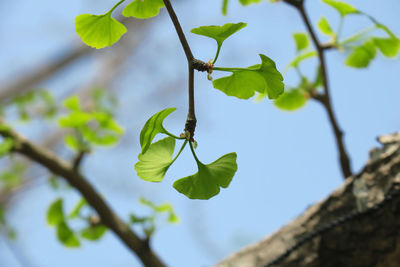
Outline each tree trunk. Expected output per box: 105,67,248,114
217,132,400,267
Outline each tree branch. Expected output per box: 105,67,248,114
287,2,352,179
0,122,166,267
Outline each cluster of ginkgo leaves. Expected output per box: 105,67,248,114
46,196,178,247
244,0,400,111
75,0,285,199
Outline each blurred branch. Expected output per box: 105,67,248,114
285,1,352,179
0,122,166,267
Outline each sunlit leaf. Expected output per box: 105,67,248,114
287,51,317,69
69,198,87,219
239,0,263,5
0,138,14,158
274,89,308,111
372,37,400,58
122,0,165,19
321,0,358,17
140,108,176,154
318,17,334,36
191,23,247,48
47,198,64,226
75,13,127,49
135,137,175,182
173,152,237,199
57,222,81,247
293,33,309,52
346,41,376,68
222,0,229,15
213,54,284,99
80,225,107,241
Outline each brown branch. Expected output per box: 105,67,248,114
0,122,166,267
287,2,352,179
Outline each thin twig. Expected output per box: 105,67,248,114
287,2,352,179
0,123,166,267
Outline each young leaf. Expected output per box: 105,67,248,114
140,108,176,154
75,14,127,49
372,37,400,58
239,0,263,5
274,89,307,111
80,225,107,241
191,23,247,47
135,137,175,182
213,54,284,99
191,23,247,63
173,152,237,200
321,0,358,17
47,199,64,226
318,17,334,36
56,222,81,247
222,0,229,15
346,41,376,68
287,51,317,69
293,33,309,52
0,138,14,158
122,0,165,19
69,198,87,219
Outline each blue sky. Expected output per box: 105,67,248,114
1,0,399,266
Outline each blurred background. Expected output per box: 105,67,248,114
0,0,399,266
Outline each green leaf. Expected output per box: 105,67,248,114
80,225,107,241
75,13,127,49
64,135,82,151
293,33,309,52
56,222,81,247
130,214,148,224
122,0,165,19
135,137,175,182
321,0,358,17
47,199,64,226
318,17,334,36
173,152,237,200
139,108,176,154
222,0,229,15
63,96,81,111
213,54,284,99
239,0,263,5
191,23,247,48
274,89,308,111
0,138,14,158
372,37,400,58
346,41,376,68
69,198,87,219
287,51,317,69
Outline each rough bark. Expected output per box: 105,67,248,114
217,132,400,267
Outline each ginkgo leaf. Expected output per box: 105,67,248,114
122,0,165,19
47,198,64,226
191,23,247,63
287,51,317,69
173,152,237,200
75,14,127,49
321,0,358,17
293,33,309,52
57,222,81,247
239,0,263,5
140,108,176,154
372,37,400,58
135,137,175,182
80,225,107,241
274,89,308,111
346,41,376,68
318,17,334,36
191,23,247,47
213,54,284,99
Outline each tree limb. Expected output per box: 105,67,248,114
0,122,166,267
